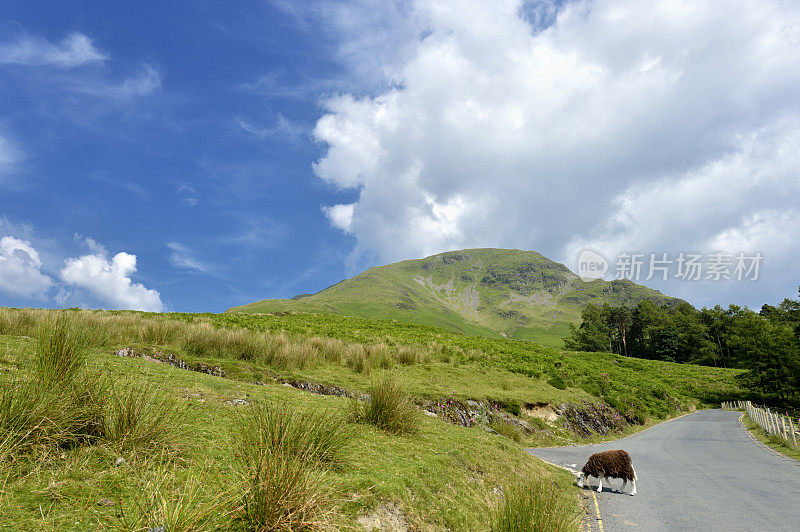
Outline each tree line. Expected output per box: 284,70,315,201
564,287,800,409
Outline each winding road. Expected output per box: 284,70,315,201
527,410,800,531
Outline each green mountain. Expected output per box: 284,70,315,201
227,248,684,347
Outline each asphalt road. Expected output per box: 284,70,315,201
527,410,800,531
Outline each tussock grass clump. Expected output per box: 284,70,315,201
351,374,419,434
396,345,429,365
489,418,522,443
345,344,371,375
102,383,185,455
317,337,346,364
237,403,350,468
233,403,348,530
238,452,332,531
114,464,231,532
182,326,265,361
138,318,183,345
0,307,40,337
35,313,86,383
368,343,394,369
284,341,318,370
0,316,108,458
0,378,105,457
490,477,580,532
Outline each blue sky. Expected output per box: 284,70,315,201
0,1,363,311
1,0,799,313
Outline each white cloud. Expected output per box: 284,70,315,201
314,0,800,305
167,242,212,273
322,203,355,233
0,130,22,180
60,249,165,312
0,236,53,298
236,114,306,142
0,32,107,67
71,64,162,98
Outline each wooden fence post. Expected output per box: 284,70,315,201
781,416,789,442
790,417,798,449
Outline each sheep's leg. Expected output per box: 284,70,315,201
596,476,603,493
630,468,637,496
620,479,627,493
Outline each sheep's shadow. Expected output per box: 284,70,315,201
576,484,632,495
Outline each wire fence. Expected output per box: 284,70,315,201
722,400,798,449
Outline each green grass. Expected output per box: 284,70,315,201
0,306,747,530
490,477,580,532
0,309,588,530
742,415,800,462
350,374,420,434
228,248,683,348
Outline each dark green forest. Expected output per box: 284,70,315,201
564,287,800,410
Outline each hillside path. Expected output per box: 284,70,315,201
527,410,800,531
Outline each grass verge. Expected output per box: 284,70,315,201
490,476,581,532
741,415,800,462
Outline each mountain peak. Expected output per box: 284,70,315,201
229,248,683,347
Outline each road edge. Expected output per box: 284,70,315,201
526,409,699,451
737,412,800,464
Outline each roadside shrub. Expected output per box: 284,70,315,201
351,375,419,434
490,477,579,532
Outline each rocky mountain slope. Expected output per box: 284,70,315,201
228,248,684,347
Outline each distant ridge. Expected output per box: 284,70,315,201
227,248,684,347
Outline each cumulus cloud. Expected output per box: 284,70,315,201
314,0,800,305
60,249,165,312
322,203,356,233
0,236,53,298
0,32,107,67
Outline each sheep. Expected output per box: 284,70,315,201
575,449,637,496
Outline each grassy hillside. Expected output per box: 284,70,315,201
0,308,743,530
228,248,683,348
